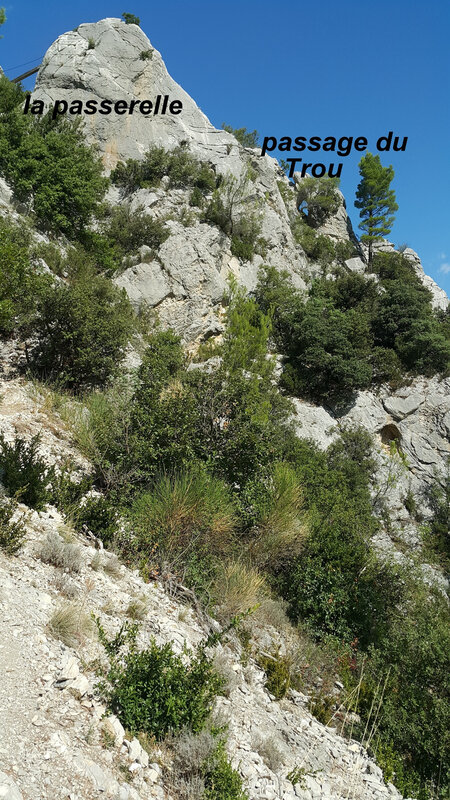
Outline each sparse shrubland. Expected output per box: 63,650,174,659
202,173,265,261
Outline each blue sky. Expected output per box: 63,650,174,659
1,0,449,295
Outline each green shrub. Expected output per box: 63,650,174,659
0,76,107,237
122,12,140,25
279,429,405,647
355,588,450,798
259,648,291,699
72,495,120,546
49,466,94,516
0,432,55,510
87,37,95,49
371,252,450,376
334,240,358,264
296,176,341,228
422,471,450,569
97,621,224,740
190,186,205,208
111,144,216,196
28,269,136,390
140,49,152,60
0,218,49,335
256,259,449,401
221,124,259,148
203,738,249,799
0,495,26,554
31,241,66,276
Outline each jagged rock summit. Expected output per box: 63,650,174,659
33,17,243,174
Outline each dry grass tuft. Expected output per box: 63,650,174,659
211,560,268,621
126,595,148,620
90,551,122,579
48,603,93,647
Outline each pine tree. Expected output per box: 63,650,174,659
354,153,398,265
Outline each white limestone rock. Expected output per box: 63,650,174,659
33,18,245,176
0,774,23,800
291,399,337,450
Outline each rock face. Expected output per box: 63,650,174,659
33,17,244,177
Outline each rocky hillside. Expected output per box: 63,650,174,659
0,380,409,800
0,16,449,800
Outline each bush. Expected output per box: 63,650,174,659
0,76,107,237
296,176,341,228
422,471,450,569
128,332,204,481
259,648,291,699
0,432,54,510
203,738,249,799
28,269,136,390
0,495,26,554
0,218,50,336
355,588,450,798
39,531,82,572
97,621,224,740
221,124,259,148
280,429,405,647
111,144,216,196
49,466,94,517
122,12,140,25
72,495,120,546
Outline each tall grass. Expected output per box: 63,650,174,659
251,463,308,568
131,468,236,569
210,560,268,621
